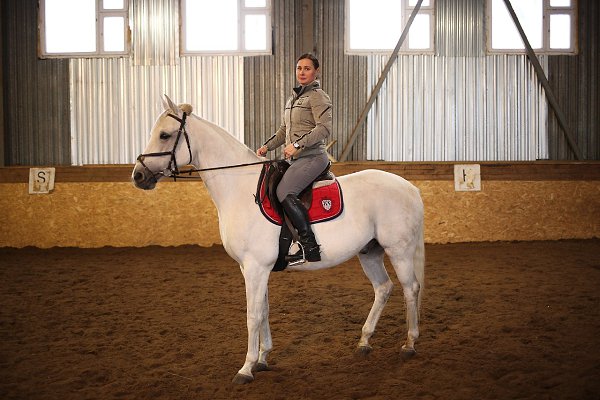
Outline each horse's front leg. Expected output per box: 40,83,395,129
256,287,272,371
233,263,270,384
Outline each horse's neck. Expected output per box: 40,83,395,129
190,117,261,211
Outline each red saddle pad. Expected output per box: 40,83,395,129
258,179,343,225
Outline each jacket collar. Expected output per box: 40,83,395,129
293,80,320,96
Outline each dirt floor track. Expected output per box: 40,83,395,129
1,240,599,400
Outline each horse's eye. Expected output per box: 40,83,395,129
159,132,171,140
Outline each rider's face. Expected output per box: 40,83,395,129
296,59,318,86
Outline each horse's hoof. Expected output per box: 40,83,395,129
254,362,269,372
356,345,372,358
401,345,416,360
232,373,254,385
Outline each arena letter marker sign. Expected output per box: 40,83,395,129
28,168,55,194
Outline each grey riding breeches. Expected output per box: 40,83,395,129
276,153,330,202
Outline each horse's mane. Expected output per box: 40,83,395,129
191,114,261,163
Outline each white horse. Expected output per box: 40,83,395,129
132,96,425,384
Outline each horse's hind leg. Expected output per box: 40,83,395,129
357,242,393,354
386,245,421,354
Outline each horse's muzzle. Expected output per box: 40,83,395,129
132,165,158,190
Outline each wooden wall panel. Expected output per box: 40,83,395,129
417,180,599,243
1,179,598,248
0,182,220,248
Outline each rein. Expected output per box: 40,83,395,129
170,160,275,180
136,112,274,181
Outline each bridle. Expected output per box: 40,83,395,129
136,112,192,182
136,111,273,182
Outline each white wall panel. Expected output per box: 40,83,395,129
131,0,179,66
70,56,244,165
366,54,548,161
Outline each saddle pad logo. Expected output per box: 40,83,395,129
321,199,332,211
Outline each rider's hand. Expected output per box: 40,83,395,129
256,146,268,157
283,143,298,159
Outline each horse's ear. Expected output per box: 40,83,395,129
162,94,180,114
179,103,193,116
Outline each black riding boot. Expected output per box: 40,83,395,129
273,222,293,271
281,194,321,263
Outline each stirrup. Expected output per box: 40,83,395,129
286,242,307,267
285,241,321,266
288,258,306,267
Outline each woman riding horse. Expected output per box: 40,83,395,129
133,94,424,384
256,53,332,263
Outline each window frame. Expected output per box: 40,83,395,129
486,0,578,55
180,0,272,56
39,0,130,58
345,0,436,55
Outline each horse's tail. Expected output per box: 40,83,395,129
413,217,425,317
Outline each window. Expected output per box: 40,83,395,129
488,0,577,54
181,0,272,55
346,0,435,54
40,0,129,57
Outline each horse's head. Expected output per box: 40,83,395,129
132,95,195,190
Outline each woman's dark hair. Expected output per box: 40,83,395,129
297,53,320,69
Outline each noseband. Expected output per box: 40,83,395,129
136,112,192,181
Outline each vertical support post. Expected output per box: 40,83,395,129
301,0,315,54
0,1,5,166
502,0,583,160
339,0,424,162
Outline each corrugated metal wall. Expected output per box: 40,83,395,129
70,0,244,165
0,1,4,167
317,0,368,161
244,0,368,161
131,0,179,66
2,0,598,165
244,0,300,159
2,0,71,166
70,57,244,165
437,0,484,57
366,54,549,161
366,0,548,161
548,0,599,160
